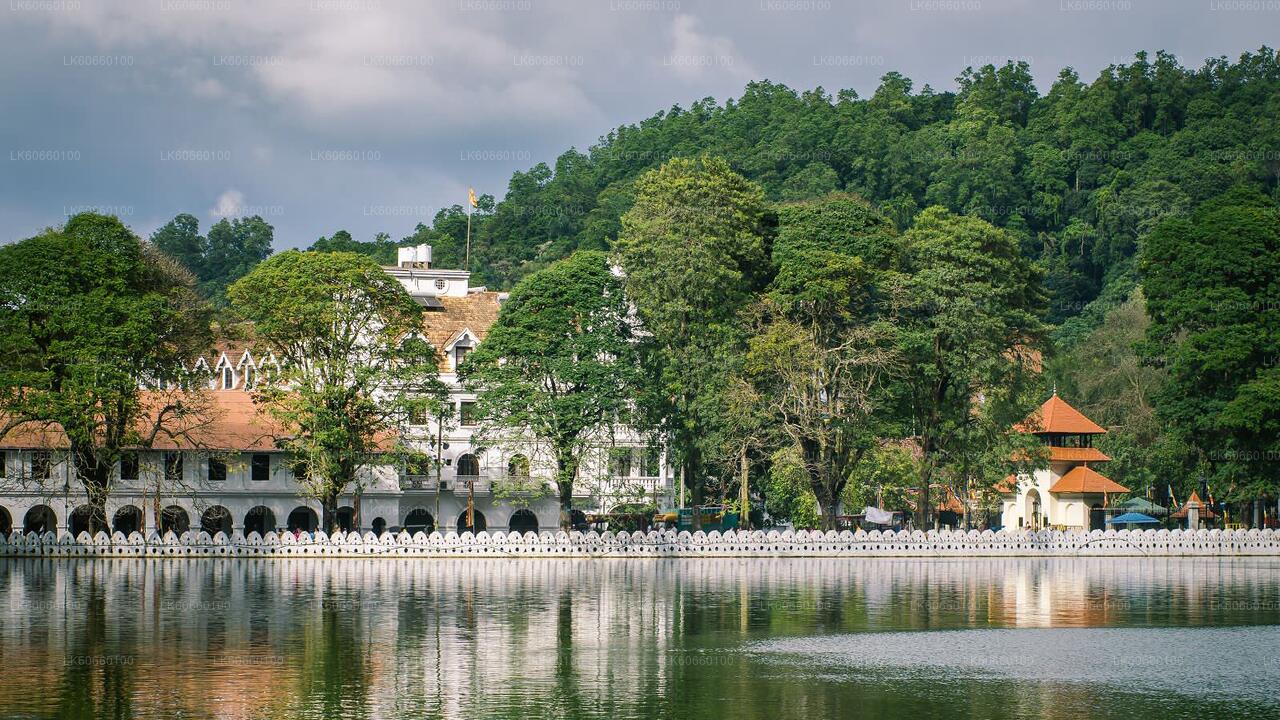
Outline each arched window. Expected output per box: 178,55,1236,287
456,453,479,477
507,454,529,478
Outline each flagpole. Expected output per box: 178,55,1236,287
465,200,472,272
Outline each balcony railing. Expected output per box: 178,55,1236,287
453,475,490,495
399,475,440,491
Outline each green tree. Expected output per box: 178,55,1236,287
1140,184,1280,501
739,195,903,529
228,251,441,532
0,213,214,529
460,251,641,529
895,206,1049,528
616,156,770,510
150,213,274,306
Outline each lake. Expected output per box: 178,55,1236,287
1,557,1277,719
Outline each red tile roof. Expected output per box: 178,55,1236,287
1048,465,1129,494
1015,394,1107,435
1172,491,1218,519
0,390,282,452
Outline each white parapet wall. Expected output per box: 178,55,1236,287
2,527,1279,558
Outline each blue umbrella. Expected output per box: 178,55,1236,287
1106,512,1159,525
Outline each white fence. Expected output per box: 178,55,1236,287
2,527,1279,558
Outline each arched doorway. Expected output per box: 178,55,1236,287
0,506,12,536
508,508,538,534
1090,503,1105,531
70,505,105,536
244,506,276,536
371,517,386,535
1024,489,1042,530
112,505,143,535
404,508,435,534
23,505,56,535
201,506,232,536
456,509,487,534
287,506,319,533
160,505,190,535
336,506,356,533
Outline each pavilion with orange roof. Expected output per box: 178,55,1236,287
998,394,1129,531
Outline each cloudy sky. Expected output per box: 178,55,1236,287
1,0,1273,249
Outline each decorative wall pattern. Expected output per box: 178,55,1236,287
2,527,1277,558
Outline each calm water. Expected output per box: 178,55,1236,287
1,557,1278,719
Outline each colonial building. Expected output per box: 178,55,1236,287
0,244,673,538
998,394,1129,531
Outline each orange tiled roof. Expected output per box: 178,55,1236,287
0,390,282,452
1172,490,1218,519
0,390,397,453
1048,446,1111,463
1048,465,1129,494
1015,394,1107,435
995,474,1017,493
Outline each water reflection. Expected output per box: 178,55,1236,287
1,558,1277,719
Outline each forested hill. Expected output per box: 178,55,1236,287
155,47,1280,332
462,47,1278,330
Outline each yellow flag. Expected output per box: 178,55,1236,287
468,188,478,208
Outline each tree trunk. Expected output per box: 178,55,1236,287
323,490,338,535
739,447,750,532
556,453,578,531
685,448,702,531
76,447,112,537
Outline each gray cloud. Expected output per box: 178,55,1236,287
1,0,1274,248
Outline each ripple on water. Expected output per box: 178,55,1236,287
752,626,1280,704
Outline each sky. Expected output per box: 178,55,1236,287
1,0,1275,249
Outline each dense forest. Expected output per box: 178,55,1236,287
146,47,1280,521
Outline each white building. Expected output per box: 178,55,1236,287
0,245,673,538
997,394,1129,531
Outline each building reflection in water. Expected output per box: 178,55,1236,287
0,557,1277,719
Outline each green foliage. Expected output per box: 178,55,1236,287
0,213,213,522
151,213,273,307
762,447,821,529
1140,183,1280,499
460,250,642,528
616,156,770,501
895,207,1050,526
739,195,903,528
227,251,442,530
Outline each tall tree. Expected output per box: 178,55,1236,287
150,213,274,307
228,251,441,532
739,195,903,529
460,251,642,529
1140,184,1280,501
0,213,214,529
895,206,1048,528
616,155,770,508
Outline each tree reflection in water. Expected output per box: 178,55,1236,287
0,558,1277,719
